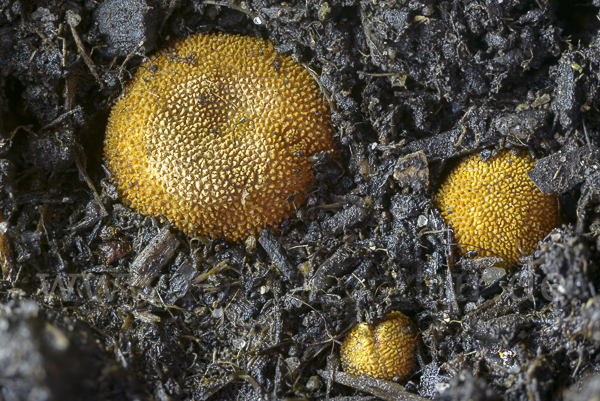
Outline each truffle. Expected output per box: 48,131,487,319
340,311,419,382
435,151,561,262
104,33,336,241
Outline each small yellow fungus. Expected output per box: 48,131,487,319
104,33,336,241
340,311,419,382
435,151,561,262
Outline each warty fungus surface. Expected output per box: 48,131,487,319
340,311,419,382
104,33,336,241
435,151,561,263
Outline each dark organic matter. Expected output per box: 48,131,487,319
2,0,600,400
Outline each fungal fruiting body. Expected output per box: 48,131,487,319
104,33,336,241
340,311,419,382
435,151,561,263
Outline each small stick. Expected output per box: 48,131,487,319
66,10,104,89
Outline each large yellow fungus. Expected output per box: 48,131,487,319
104,33,336,241
435,151,561,263
340,311,419,382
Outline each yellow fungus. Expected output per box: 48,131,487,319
435,151,561,262
104,33,336,241
340,311,419,382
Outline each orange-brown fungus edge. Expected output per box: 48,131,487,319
340,311,419,382
104,33,336,241
435,150,561,263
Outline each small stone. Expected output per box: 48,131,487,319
306,376,321,391
482,266,507,286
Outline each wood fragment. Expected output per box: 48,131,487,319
66,10,104,89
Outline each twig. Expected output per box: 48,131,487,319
75,152,108,217
160,0,180,33
66,10,104,89
118,40,146,88
40,106,82,131
0,211,17,283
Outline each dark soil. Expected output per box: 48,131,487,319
1,0,600,400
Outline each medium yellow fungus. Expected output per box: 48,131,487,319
104,33,336,241
340,311,419,382
435,151,561,263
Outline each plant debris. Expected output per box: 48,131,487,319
1,0,600,400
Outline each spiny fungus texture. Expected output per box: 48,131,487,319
435,151,561,263
104,33,336,241
340,311,419,382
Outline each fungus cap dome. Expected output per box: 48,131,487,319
340,311,419,382
435,151,561,262
104,33,336,241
